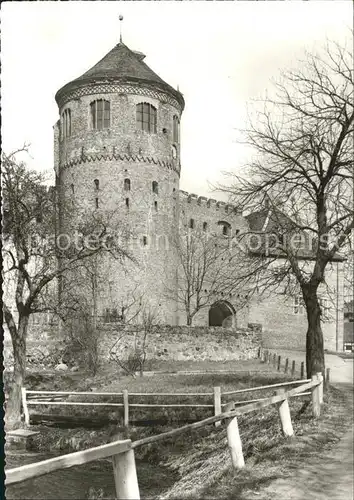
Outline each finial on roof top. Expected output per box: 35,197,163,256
119,15,124,43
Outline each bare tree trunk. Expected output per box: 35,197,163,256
7,314,29,428
186,311,193,326
304,291,325,378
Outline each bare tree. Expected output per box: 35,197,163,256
168,228,248,326
220,39,353,377
109,292,160,377
58,259,101,375
2,149,131,426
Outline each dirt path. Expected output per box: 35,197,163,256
257,427,353,500
245,380,354,500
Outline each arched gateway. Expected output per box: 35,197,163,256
208,301,236,327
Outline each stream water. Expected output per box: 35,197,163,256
5,451,178,499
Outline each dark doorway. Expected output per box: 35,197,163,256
208,301,235,327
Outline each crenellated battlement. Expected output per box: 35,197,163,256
179,189,242,215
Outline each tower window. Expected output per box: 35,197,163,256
124,178,131,191
136,103,157,133
95,198,99,209
61,109,71,139
143,236,148,246
70,183,74,195
218,221,231,236
203,222,208,232
94,179,99,190
125,198,130,208
152,181,158,194
173,115,180,143
189,218,195,229
90,99,110,130
154,201,158,211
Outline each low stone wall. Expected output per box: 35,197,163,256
100,325,261,363
3,325,261,371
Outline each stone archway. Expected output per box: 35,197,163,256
208,300,236,327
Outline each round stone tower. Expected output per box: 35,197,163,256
54,40,184,324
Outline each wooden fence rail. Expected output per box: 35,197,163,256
6,375,323,499
22,376,313,427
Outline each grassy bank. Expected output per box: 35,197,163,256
160,385,353,499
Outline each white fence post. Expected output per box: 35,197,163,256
123,390,129,428
225,402,245,469
316,372,323,405
112,447,140,500
214,387,222,428
311,375,321,418
276,388,294,437
21,387,30,426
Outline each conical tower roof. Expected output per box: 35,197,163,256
55,42,184,109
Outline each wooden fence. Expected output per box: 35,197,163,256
21,378,312,428
258,347,331,387
7,374,324,499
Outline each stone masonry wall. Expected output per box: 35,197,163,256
3,325,260,370
99,324,261,363
179,190,249,238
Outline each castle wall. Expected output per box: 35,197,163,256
179,191,248,237
175,191,251,326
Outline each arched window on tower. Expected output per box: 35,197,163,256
61,109,71,139
152,181,158,194
189,218,195,229
124,179,131,191
90,99,110,130
136,103,157,133
203,222,208,232
173,115,180,143
94,179,99,190
70,184,75,195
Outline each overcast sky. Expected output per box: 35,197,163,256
1,1,352,196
